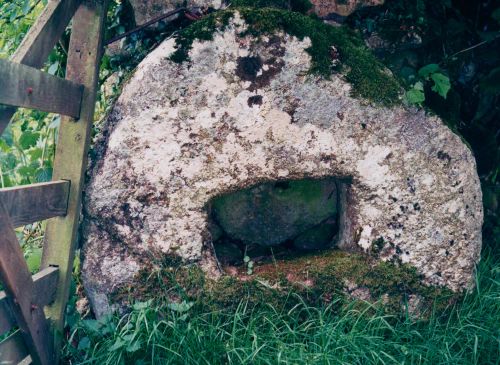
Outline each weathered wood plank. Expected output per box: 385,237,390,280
0,202,54,365
0,59,83,118
0,180,70,228
0,330,30,365
0,267,60,336
11,0,82,68
42,1,108,360
0,0,81,135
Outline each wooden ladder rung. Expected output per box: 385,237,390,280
0,180,70,228
0,330,31,365
0,59,84,118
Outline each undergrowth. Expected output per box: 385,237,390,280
63,249,500,365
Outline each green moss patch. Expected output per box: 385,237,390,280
114,250,457,315
170,8,401,105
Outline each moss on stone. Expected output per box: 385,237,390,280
231,0,314,14
114,249,457,315
169,8,401,105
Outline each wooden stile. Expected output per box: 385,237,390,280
11,0,82,68
41,0,109,359
0,59,84,118
0,267,59,336
0,202,54,364
0,331,31,365
0,0,82,135
0,0,108,363
0,180,70,228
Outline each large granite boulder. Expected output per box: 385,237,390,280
82,9,482,317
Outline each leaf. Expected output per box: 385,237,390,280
418,63,440,79
82,319,104,334
26,247,42,272
19,131,40,149
405,88,425,105
167,301,194,313
17,165,36,178
22,0,31,15
28,147,43,160
108,338,126,352
243,255,250,263
0,139,9,152
431,72,451,98
126,340,142,353
35,167,52,182
413,81,424,91
132,300,152,310
77,337,91,350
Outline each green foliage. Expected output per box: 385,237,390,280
64,251,500,364
0,0,45,58
405,64,451,105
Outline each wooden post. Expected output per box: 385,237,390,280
41,0,108,357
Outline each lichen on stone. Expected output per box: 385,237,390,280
170,7,401,105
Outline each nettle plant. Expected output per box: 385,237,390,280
405,63,451,105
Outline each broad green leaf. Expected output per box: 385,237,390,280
167,301,194,313
405,88,425,105
77,337,91,350
26,247,42,272
19,131,40,149
418,63,440,78
431,72,451,98
17,165,36,178
126,340,142,353
28,147,43,160
108,338,126,351
35,167,52,182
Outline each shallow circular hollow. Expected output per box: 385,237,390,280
207,177,346,272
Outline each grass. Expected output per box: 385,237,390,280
64,249,500,365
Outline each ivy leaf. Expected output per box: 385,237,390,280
418,63,440,79
405,88,425,105
431,72,451,98
19,131,40,149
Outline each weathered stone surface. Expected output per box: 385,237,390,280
212,179,338,247
310,0,384,17
128,0,222,26
82,12,482,316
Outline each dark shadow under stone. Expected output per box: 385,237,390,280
208,178,340,267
